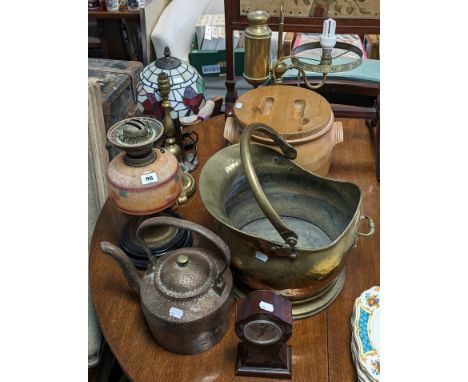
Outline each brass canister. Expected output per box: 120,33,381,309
243,10,272,87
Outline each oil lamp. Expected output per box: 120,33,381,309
242,5,363,90
106,117,181,215
106,117,192,268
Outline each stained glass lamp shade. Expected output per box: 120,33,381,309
137,47,206,120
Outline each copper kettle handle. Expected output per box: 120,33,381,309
136,216,231,292
240,123,299,250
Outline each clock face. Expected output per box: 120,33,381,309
243,319,283,345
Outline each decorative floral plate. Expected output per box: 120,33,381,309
351,339,374,382
351,286,380,381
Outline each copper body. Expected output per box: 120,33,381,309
100,217,233,354
199,124,375,318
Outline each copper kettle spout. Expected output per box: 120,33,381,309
100,241,141,293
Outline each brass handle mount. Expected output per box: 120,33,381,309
357,215,376,237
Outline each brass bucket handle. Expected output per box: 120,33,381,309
240,123,299,249
357,215,376,237
136,216,231,293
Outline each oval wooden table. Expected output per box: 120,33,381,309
89,115,380,382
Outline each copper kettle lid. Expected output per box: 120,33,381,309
154,248,217,299
136,217,232,305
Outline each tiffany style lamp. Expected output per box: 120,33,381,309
137,47,206,119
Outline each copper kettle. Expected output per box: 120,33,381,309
100,217,233,354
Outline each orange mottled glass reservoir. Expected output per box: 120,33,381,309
106,117,182,215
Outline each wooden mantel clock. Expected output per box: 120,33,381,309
235,290,293,379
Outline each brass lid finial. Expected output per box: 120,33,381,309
247,9,269,25
176,254,189,267
155,46,181,69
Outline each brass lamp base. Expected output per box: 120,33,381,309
180,155,198,173
233,269,346,319
119,210,193,269
178,172,195,205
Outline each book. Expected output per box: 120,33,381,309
196,14,212,49
197,14,238,51
217,27,226,51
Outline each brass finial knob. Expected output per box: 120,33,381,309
155,46,181,69
177,254,189,267
247,9,269,25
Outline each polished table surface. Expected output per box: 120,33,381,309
89,115,380,382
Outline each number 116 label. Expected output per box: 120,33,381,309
140,172,158,185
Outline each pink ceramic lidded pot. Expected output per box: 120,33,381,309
229,85,343,176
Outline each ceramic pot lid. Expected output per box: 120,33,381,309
154,249,216,299
234,85,333,141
